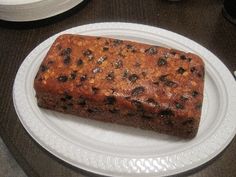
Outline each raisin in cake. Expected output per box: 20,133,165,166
34,34,205,138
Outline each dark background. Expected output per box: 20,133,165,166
0,0,236,176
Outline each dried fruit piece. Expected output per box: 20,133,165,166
64,92,72,100
159,75,178,88
190,66,204,78
177,67,186,74
77,59,83,66
197,73,203,78
114,60,123,69
88,55,94,60
97,56,107,64
103,46,109,51
106,71,115,81
180,54,187,60
109,108,120,113
83,49,92,56
63,55,71,64
165,80,178,87
157,57,167,66
126,44,136,52
153,80,159,85
70,71,77,80
145,47,157,55
146,98,159,107
175,102,184,109
60,48,72,56
57,75,68,82
83,49,94,61
126,44,133,49
77,96,86,106
192,91,199,97
159,74,169,82
170,50,176,55
128,74,139,83
92,87,99,94
180,95,188,101
40,65,48,72
113,39,123,46
104,96,116,105
159,109,174,118
80,75,87,81
123,70,129,78
190,67,196,73
92,67,102,74
131,86,145,96
131,100,143,111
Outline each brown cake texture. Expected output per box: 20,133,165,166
34,34,205,138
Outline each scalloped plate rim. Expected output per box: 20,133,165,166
13,22,236,177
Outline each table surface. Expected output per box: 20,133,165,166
1,0,236,177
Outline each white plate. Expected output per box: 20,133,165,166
13,23,236,177
0,0,83,21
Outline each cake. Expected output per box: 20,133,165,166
34,34,205,138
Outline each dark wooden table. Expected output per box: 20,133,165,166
1,0,236,176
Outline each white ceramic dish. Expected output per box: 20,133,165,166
0,0,83,21
13,23,236,177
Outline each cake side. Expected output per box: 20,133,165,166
34,34,205,138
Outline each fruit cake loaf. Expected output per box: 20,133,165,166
34,34,205,138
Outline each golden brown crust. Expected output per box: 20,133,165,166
34,34,205,138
